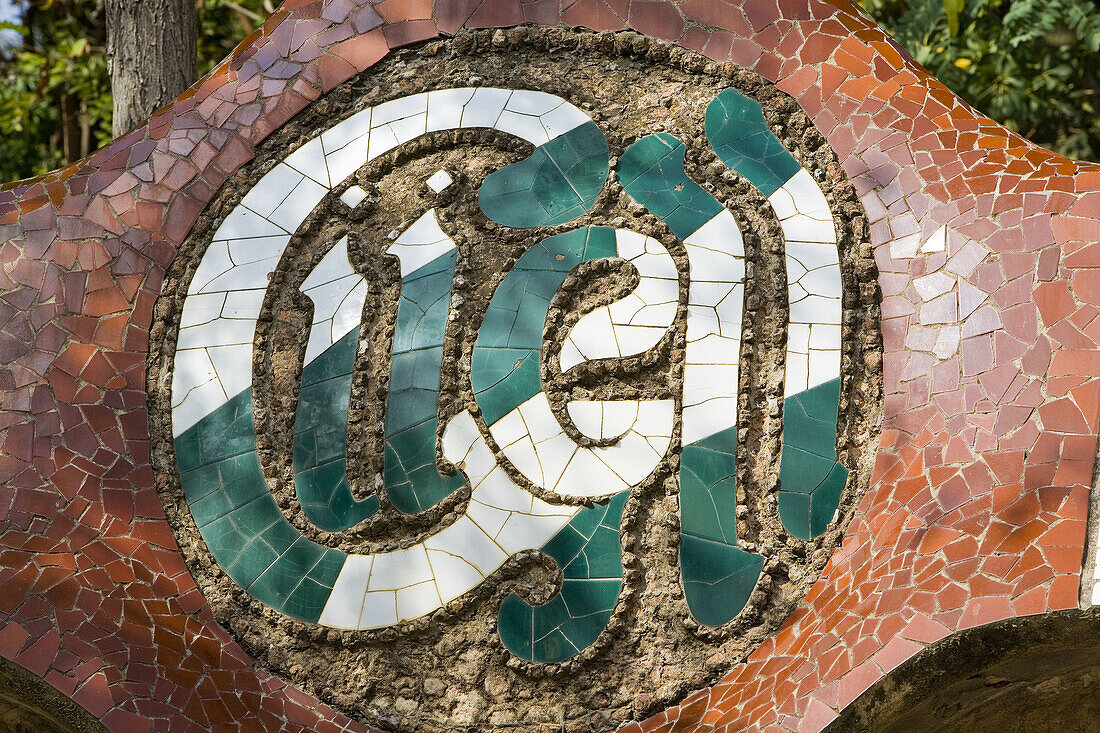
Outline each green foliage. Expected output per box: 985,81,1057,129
0,0,269,183
859,0,1100,162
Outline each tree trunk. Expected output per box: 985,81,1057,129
105,0,198,137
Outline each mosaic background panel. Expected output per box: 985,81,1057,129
0,0,1096,730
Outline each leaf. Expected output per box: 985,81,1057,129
944,0,966,35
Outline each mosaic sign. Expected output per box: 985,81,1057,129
149,32,880,730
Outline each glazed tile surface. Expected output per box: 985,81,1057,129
0,0,1097,731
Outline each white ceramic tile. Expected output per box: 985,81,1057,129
684,210,746,261
687,331,740,366
187,241,234,295
518,393,561,445
559,229,677,370
495,511,573,554
205,344,252,400
613,324,667,354
221,289,266,320
784,352,809,398
426,88,475,132
176,318,252,356
933,325,960,359
213,206,288,242
198,253,282,296
268,176,328,233
767,185,798,220
440,410,481,468
427,549,483,603
798,266,843,300
495,110,552,146
359,590,398,628
566,401,605,439
366,123,400,161
318,554,372,628
340,185,368,208
471,465,537,514
555,448,626,497
320,107,372,156
560,307,616,370
466,497,512,538
783,216,836,244
172,374,232,437
538,102,589,139
396,580,442,620
425,516,506,575
536,433,582,490
367,546,433,591
385,209,456,278
371,93,428,127
890,232,921,259
682,362,738,407
284,137,330,187
809,324,841,351
913,272,956,302
178,292,226,328
785,240,839,272
505,90,564,117
920,224,947,253
329,281,368,347
460,88,511,129
238,163,304,220
790,295,842,326
325,134,371,185
389,112,428,146
681,397,738,445
777,169,825,214
558,340,584,373
806,349,841,391
426,169,452,192
171,347,219,408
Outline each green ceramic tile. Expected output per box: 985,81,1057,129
780,461,848,540
558,578,620,618
384,420,465,513
497,593,535,659
293,246,466,527
302,328,359,387
500,578,620,664
680,533,763,627
539,525,589,569
798,378,842,421
531,625,578,664
472,349,541,425
479,121,609,228
393,251,456,354
704,89,800,198
561,525,622,578
186,452,269,528
782,397,839,460
195,388,256,465
472,228,619,424
778,445,838,493
810,462,847,532
617,133,723,240
777,489,811,540
498,493,625,662
282,575,334,622
775,378,845,539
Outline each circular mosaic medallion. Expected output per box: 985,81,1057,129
148,28,882,732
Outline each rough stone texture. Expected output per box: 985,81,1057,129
0,0,1097,731
145,35,879,732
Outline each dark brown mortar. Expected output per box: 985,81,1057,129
147,27,883,733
